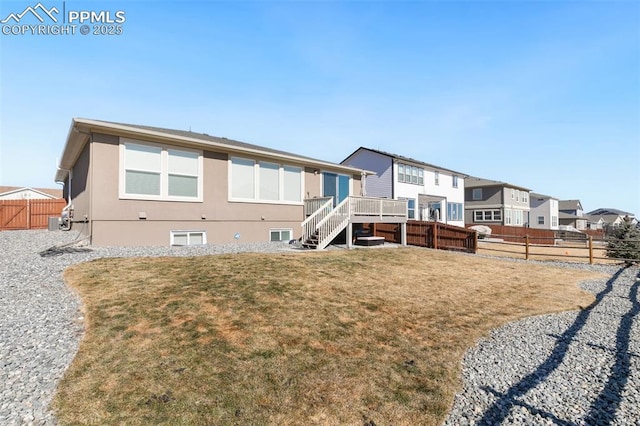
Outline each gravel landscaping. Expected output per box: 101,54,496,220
1,230,638,425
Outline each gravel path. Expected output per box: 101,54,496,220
1,230,638,425
444,263,640,425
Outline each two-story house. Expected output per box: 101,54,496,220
558,200,587,230
341,147,467,227
529,193,559,230
464,177,531,227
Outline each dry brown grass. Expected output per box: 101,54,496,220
477,240,616,264
54,248,605,425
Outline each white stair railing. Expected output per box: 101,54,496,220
301,197,334,244
315,197,351,250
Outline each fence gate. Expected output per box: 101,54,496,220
0,199,66,231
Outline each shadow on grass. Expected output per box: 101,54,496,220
477,265,630,425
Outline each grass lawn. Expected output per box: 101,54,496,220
54,247,604,425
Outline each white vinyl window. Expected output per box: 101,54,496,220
514,209,523,226
418,169,424,185
505,208,513,225
270,228,292,242
452,175,459,188
398,163,423,186
447,203,463,221
511,189,515,200
259,162,279,201
121,140,202,201
552,216,558,227
522,192,529,203
538,216,545,225
516,190,520,202
474,209,501,222
434,171,440,185
398,164,405,183
170,230,206,246
230,157,303,204
472,188,482,200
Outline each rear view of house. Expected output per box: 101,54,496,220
464,177,531,227
341,147,466,227
529,193,559,230
55,118,375,247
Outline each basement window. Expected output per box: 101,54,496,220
270,229,292,242
171,230,207,246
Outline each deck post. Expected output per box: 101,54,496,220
347,222,353,249
401,222,407,246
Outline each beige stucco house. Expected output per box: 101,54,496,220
55,118,406,247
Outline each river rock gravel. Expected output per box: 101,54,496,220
1,230,638,425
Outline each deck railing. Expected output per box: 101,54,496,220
301,197,334,244
349,196,407,218
304,197,334,217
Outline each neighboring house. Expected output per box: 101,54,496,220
558,200,587,230
529,193,559,230
55,118,405,247
464,177,531,227
341,147,467,227
0,186,62,200
586,208,638,230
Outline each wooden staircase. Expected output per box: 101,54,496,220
301,196,408,250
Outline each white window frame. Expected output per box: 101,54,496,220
472,188,482,200
514,209,523,226
434,171,440,186
447,202,463,221
119,139,203,202
398,164,405,183
522,192,528,203
511,189,515,200
552,216,558,227
516,190,520,202
538,216,545,225
452,175,459,188
474,209,501,222
418,169,424,185
505,208,512,225
269,228,293,242
228,157,304,205
170,230,207,246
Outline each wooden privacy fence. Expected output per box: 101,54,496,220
0,199,66,231
372,220,478,253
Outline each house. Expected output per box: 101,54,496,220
586,208,638,230
464,177,531,227
54,118,407,247
340,147,467,227
558,200,587,230
529,193,559,230
0,186,62,200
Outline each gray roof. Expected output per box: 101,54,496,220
465,176,531,192
586,207,634,217
558,200,582,211
530,192,557,200
343,147,468,177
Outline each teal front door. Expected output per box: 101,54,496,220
323,172,350,206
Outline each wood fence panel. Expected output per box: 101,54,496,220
29,199,67,229
374,221,477,253
0,199,66,231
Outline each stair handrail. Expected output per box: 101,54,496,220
301,197,334,243
316,197,351,250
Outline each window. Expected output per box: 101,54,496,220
538,216,545,225
522,192,528,203
505,209,512,225
230,157,303,203
447,203,463,221
474,209,501,222
121,141,202,201
472,188,483,200
231,158,255,199
515,190,520,202
452,175,459,188
259,162,279,201
514,209,523,226
407,199,416,219
270,229,292,242
434,171,439,185
552,216,558,227
397,163,423,186
171,230,206,246
511,189,515,200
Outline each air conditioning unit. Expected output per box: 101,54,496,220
48,217,61,231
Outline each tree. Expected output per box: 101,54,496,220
606,216,640,263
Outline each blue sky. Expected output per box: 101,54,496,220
1,0,639,215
